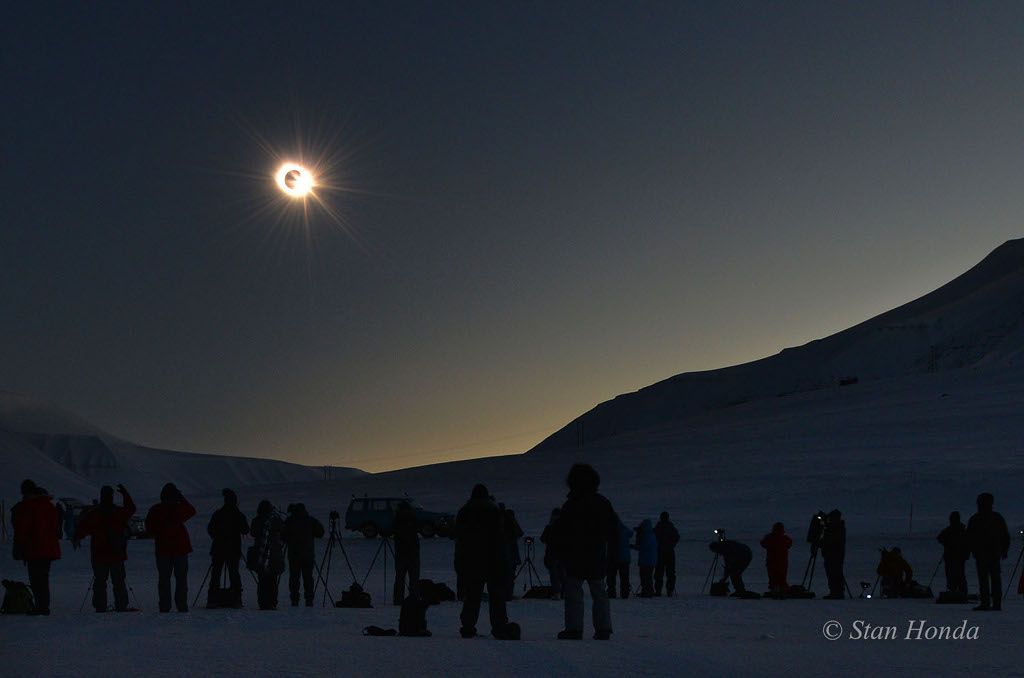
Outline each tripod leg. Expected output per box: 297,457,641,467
1003,546,1024,599
79,577,94,613
927,555,943,589
702,554,718,594
807,551,818,589
870,574,880,598
844,577,854,599
192,563,213,609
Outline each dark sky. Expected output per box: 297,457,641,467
4,2,1024,471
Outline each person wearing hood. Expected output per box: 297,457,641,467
454,483,518,639
606,519,632,599
145,483,196,612
282,503,325,606
760,522,792,597
74,484,136,612
250,500,285,610
821,509,847,600
967,492,1011,611
633,520,658,597
653,512,680,597
554,464,617,640
937,511,969,594
207,488,249,608
12,479,61,615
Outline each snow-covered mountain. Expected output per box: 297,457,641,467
0,391,364,502
533,238,1024,453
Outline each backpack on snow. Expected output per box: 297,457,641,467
398,594,432,637
1,580,34,614
336,583,373,608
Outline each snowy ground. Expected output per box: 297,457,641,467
5,363,1024,675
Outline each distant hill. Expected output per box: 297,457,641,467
533,238,1024,453
0,391,364,502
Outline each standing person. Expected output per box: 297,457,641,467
653,512,680,597
206,488,249,608
393,500,421,604
282,503,324,607
502,506,524,600
12,480,61,615
709,539,753,594
967,492,1011,611
73,484,136,612
454,484,518,639
144,483,196,613
556,464,617,640
937,511,969,594
250,500,285,610
821,509,847,600
540,508,565,600
760,522,792,597
633,520,657,597
606,519,631,599
56,502,66,540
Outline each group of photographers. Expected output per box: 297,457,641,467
8,473,1016,628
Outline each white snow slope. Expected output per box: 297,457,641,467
4,243,1024,675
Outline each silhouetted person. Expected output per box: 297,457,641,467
606,519,631,599
937,511,969,594
653,512,679,596
250,500,285,610
393,500,420,605
760,522,792,596
541,508,565,599
634,519,657,597
74,484,136,612
821,509,846,599
145,483,196,612
12,479,61,615
56,502,66,540
455,484,517,639
876,547,913,598
555,464,616,640
282,503,324,606
207,488,249,608
967,492,1010,611
503,507,524,600
709,539,752,594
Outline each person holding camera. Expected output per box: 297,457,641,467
709,537,752,595
73,484,136,612
393,500,420,605
145,483,196,612
821,509,846,599
282,503,325,606
207,488,249,608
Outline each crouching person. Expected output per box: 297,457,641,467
74,484,136,612
709,538,752,595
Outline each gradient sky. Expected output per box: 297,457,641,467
4,2,1024,472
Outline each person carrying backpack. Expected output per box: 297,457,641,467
282,503,324,607
207,488,249,608
653,512,680,597
250,500,285,610
73,484,136,612
12,479,61,615
145,483,196,612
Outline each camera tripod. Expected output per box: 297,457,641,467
514,538,546,591
193,557,258,608
79,573,141,613
312,514,358,607
801,543,820,589
702,551,721,594
359,533,397,603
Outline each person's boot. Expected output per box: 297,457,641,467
305,599,314,607
557,629,583,640
460,626,477,638
594,629,612,640
291,597,299,607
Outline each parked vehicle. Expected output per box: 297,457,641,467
344,496,454,539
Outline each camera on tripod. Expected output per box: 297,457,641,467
806,511,827,548
713,528,726,542
524,536,534,546
329,510,340,527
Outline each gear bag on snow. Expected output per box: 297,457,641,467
1,580,34,614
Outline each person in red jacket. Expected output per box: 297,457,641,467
760,522,792,597
73,484,137,612
145,483,196,612
12,479,62,615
